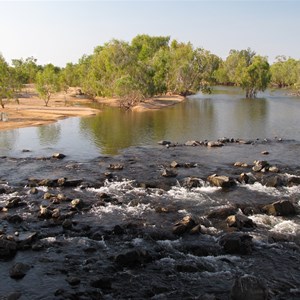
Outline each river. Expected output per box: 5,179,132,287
1,86,300,158
0,87,299,299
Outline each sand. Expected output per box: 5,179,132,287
0,85,185,131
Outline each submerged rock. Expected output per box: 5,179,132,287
161,168,177,177
231,274,268,300
115,249,152,268
9,262,30,279
0,236,17,259
219,233,253,255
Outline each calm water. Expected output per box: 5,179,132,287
0,86,299,159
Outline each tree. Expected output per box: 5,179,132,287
240,55,271,98
12,56,40,84
36,64,60,106
0,55,22,108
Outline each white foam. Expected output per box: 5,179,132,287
270,220,300,236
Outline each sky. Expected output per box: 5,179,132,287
0,0,299,67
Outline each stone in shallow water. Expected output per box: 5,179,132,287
52,153,66,159
219,232,253,255
230,274,268,300
262,200,296,216
207,174,236,188
9,262,30,279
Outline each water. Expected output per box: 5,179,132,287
1,87,300,298
1,86,300,158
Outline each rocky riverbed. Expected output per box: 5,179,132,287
0,138,300,299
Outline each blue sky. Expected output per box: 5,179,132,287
0,0,299,66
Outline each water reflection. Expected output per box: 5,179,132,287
37,123,61,146
0,130,18,152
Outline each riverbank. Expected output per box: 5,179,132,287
0,85,185,132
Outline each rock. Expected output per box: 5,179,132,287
62,219,73,229
234,162,248,167
185,140,199,146
226,213,256,229
268,166,279,173
182,177,203,189
52,208,61,218
52,153,66,159
38,206,52,219
261,151,269,155
170,160,180,168
70,198,83,209
5,197,22,208
238,139,252,144
231,274,268,300
207,141,224,147
108,163,124,170
207,206,237,219
262,200,296,216
66,276,81,286
43,192,54,200
9,262,30,279
173,216,196,235
161,168,177,177
261,175,283,187
30,187,39,194
115,249,152,268
239,172,257,184
287,176,300,186
6,215,23,224
252,160,269,172
219,233,253,255
158,140,171,145
113,225,125,235
0,236,17,259
16,232,37,248
207,174,236,188
62,179,82,187
4,292,22,300
90,277,112,289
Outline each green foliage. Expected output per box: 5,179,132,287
0,55,23,108
270,56,299,88
36,64,60,106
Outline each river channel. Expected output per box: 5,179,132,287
1,86,300,158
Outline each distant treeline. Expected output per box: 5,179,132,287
1,34,300,107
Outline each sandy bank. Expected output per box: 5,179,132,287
0,86,185,131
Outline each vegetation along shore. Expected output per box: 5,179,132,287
1,34,300,131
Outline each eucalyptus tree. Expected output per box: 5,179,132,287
0,55,23,108
36,64,61,106
270,56,299,88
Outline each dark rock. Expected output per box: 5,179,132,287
6,214,23,224
287,176,300,186
52,153,66,159
0,187,6,194
173,216,196,235
66,276,81,286
115,249,152,268
219,233,253,254
207,141,224,147
113,225,125,235
4,292,22,300
207,206,237,219
252,160,269,172
0,236,17,259
207,174,236,188
226,213,256,229
261,151,269,155
5,197,23,208
38,206,52,219
161,168,177,177
176,264,199,273
182,177,203,189
239,172,257,184
261,175,284,187
62,179,82,187
90,277,112,289
231,275,268,300
62,219,73,229
9,262,30,279
262,200,296,216
16,232,37,248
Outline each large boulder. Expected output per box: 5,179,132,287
219,233,253,255
261,175,284,187
262,200,296,216
231,275,268,300
207,174,236,188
